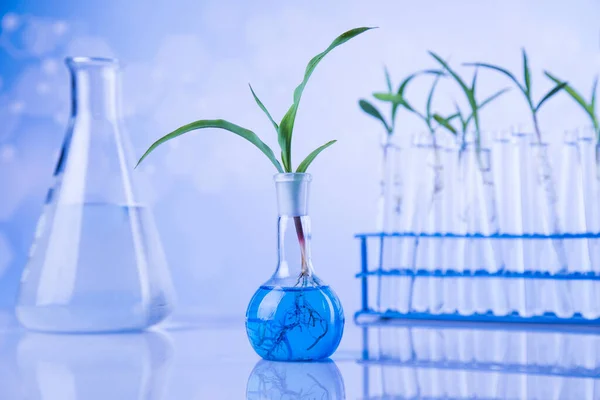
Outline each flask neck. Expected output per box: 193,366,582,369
276,215,314,280
67,58,120,120
273,173,315,284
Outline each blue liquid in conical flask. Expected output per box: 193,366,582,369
17,204,172,332
246,285,344,361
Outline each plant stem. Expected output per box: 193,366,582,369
293,216,309,278
530,112,568,269
430,129,443,206
532,109,542,144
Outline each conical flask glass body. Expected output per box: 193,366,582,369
16,57,174,332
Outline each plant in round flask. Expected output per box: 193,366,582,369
137,27,375,361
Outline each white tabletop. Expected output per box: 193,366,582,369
1,311,599,399
0,312,366,399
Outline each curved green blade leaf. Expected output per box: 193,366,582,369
536,81,568,112
249,84,279,132
430,52,469,95
426,73,442,120
389,70,442,123
384,66,393,92
136,119,283,173
431,52,477,112
396,73,418,96
546,72,598,133
359,99,391,133
432,52,480,139
296,140,337,173
463,88,509,127
465,62,526,96
373,92,403,102
279,26,376,171
433,114,458,135
479,87,511,110
545,71,588,111
446,112,461,121
523,49,531,96
471,68,478,92
392,73,419,119
373,93,413,111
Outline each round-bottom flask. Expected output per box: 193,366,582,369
245,173,344,361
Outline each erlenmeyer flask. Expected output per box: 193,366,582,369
16,57,174,332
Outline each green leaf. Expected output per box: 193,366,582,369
536,81,568,111
392,73,421,120
465,62,526,96
430,52,470,96
546,72,598,134
446,112,461,121
426,73,442,120
471,68,478,92
359,99,391,133
431,52,477,113
384,66,393,92
278,109,292,172
421,69,445,76
432,52,480,141
136,119,284,173
523,49,531,96
479,87,511,110
248,84,279,132
296,140,337,173
464,88,509,128
545,71,588,110
373,92,404,103
433,114,458,135
373,92,414,112
396,73,418,96
279,27,376,172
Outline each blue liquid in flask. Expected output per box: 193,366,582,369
246,285,344,361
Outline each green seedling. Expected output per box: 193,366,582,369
545,72,598,142
136,27,375,279
137,27,375,172
359,69,442,138
428,52,509,149
465,49,567,143
430,52,508,151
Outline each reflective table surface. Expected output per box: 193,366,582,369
1,311,599,399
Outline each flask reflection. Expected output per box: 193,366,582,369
17,330,173,399
246,358,345,399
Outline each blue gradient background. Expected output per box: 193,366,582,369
0,0,598,322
